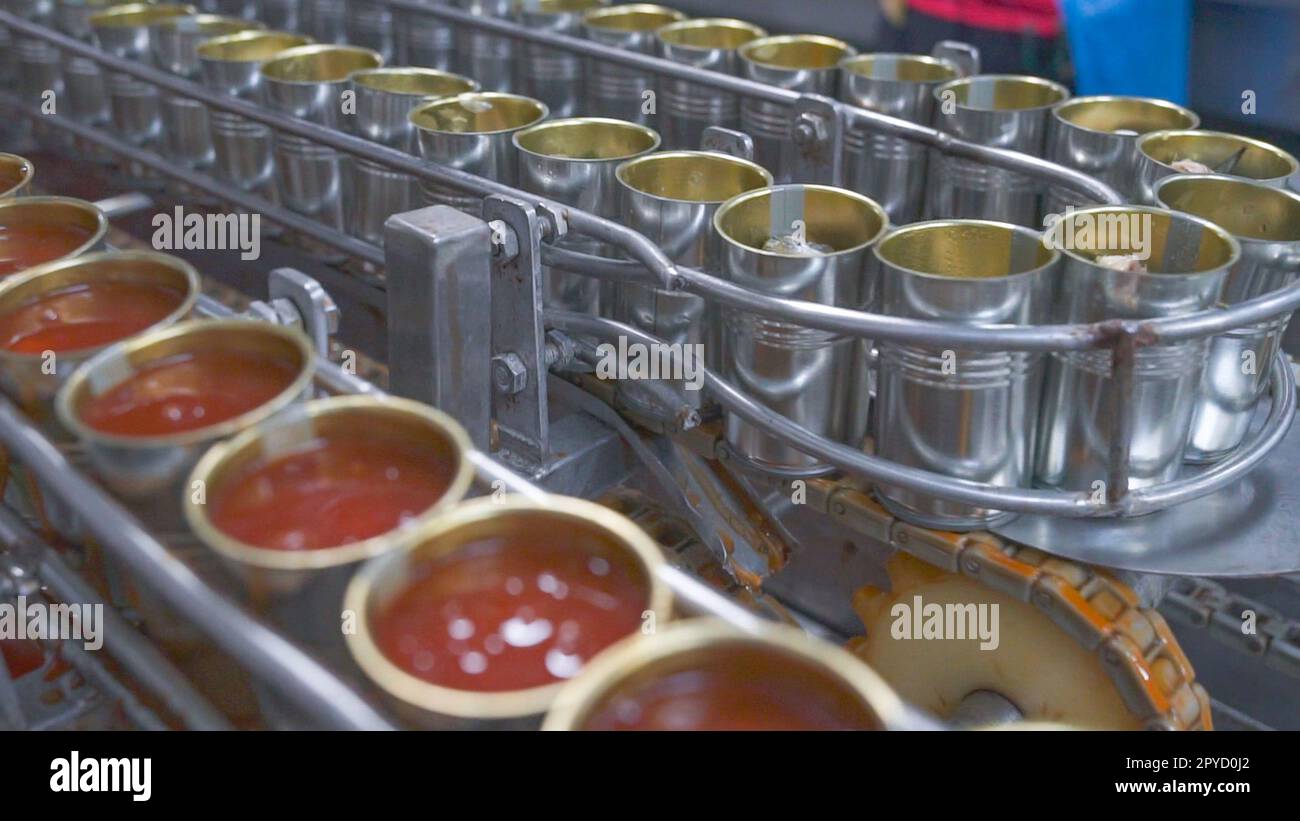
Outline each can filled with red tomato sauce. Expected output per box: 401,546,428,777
345,496,673,728
543,619,905,731
0,197,108,279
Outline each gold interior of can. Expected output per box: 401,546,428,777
261,44,383,83
0,154,34,198
1055,96,1197,134
618,151,771,202
657,18,766,50
0,197,107,263
716,185,888,255
345,497,671,720
529,0,606,13
740,34,853,70
515,118,660,161
1157,177,1300,243
1139,131,1298,181
0,252,199,347
878,221,1055,279
351,67,477,97
543,621,888,731
410,93,548,134
187,396,475,571
584,4,685,31
197,30,312,62
841,53,958,83
89,2,195,28
1056,207,1238,273
939,75,1068,111
154,13,261,37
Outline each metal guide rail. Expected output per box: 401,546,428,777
4,10,1299,524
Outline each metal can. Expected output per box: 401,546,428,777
452,0,515,93
713,184,888,470
396,0,456,70
513,116,661,314
345,0,394,62
0,195,109,275
12,0,65,120
1035,206,1240,492
582,3,685,125
260,44,385,230
56,1,135,130
612,150,772,405
410,91,549,213
300,0,346,44
349,67,479,247
927,74,1070,227
1135,129,1300,205
838,53,960,224
89,3,197,147
655,17,767,151
197,30,314,204
738,35,855,182
1043,96,1198,215
152,14,265,170
0,153,34,198
873,220,1059,529
516,0,607,118
344,496,673,729
1155,175,1300,463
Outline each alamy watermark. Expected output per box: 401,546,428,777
890,595,999,650
595,335,705,391
151,206,261,261
1042,206,1154,262
0,595,102,653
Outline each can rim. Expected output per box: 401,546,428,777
714,183,890,259
873,218,1061,282
0,195,109,270
582,4,686,31
839,52,959,84
0,153,35,198
259,44,385,85
347,66,479,97
655,17,767,51
1050,95,1199,138
409,92,550,136
1047,204,1243,276
1154,173,1300,245
196,30,313,63
151,13,264,35
512,116,661,164
738,34,856,71
933,73,1070,112
615,150,773,204
89,2,195,29
1136,129,1300,182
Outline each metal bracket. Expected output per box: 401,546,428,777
484,194,550,465
701,126,755,161
268,268,340,357
788,94,845,187
932,40,981,77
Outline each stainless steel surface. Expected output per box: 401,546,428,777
345,0,394,61
581,3,683,125
715,184,886,470
516,0,604,119
300,0,345,43
1156,176,1300,463
1036,206,1240,493
874,220,1057,529
927,74,1070,227
90,3,197,148
839,53,958,225
655,17,766,152
1136,129,1300,205
452,0,514,92
395,0,454,69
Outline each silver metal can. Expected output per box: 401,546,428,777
260,44,385,230
89,3,197,147
397,0,456,70
582,4,685,125
738,35,855,182
838,54,958,225
197,30,314,204
300,0,346,44
927,74,1069,227
873,220,1058,529
1035,205,1240,492
12,0,64,116
515,0,607,118
612,150,772,403
349,66,479,247
345,0,394,61
453,0,515,93
1155,175,1300,463
56,1,137,130
1043,96,1198,215
513,116,661,314
655,18,767,151
714,184,888,470
1135,129,1300,205
410,91,549,213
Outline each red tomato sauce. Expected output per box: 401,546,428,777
209,435,456,551
0,281,186,354
371,534,649,693
0,637,44,679
582,648,880,731
0,222,97,278
77,349,300,437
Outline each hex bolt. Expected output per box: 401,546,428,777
492,352,528,395
488,219,519,261
792,114,823,147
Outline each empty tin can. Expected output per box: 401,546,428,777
410,91,549,212
197,30,313,204
260,44,384,230
514,116,661,314
12,0,64,117
453,0,515,93
0,153,34,198
516,0,607,118
1035,206,1239,492
714,184,887,470
655,18,767,151
345,0,394,61
927,74,1069,227
300,0,346,43
89,3,197,147
738,35,855,182
873,220,1058,529
152,14,264,170
1043,96,1198,215
349,66,479,246
396,0,456,70
612,150,772,404
1156,175,1300,463
1135,129,1300,205
57,1,137,131
582,4,685,125
838,53,959,225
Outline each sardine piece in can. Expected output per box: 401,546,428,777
1134,129,1300,206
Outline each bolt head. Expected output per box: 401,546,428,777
492,352,528,395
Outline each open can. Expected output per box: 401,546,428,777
0,154,35,198
0,196,109,279
1135,129,1299,205
582,4,686,125
654,18,767,151
516,0,608,118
